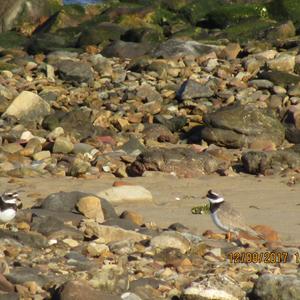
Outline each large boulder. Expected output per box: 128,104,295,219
27,30,80,54
0,0,63,33
201,104,285,149
128,147,230,177
77,23,125,47
242,146,300,175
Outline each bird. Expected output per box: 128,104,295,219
0,192,22,224
206,189,260,240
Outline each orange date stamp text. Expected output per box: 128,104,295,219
228,251,299,264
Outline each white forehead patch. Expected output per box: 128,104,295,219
207,196,224,204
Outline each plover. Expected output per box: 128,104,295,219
206,190,259,239
0,192,22,224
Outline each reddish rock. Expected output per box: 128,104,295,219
252,225,280,242
119,210,144,226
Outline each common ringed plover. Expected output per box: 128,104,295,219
207,190,259,239
0,192,22,224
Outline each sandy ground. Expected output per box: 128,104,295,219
1,173,300,243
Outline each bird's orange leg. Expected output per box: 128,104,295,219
226,231,232,242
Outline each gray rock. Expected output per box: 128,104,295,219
73,143,94,154
242,148,300,175
251,274,300,300
38,191,117,219
136,83,162,102
120,137,146,155
177,79,214,100
57,60,93,85
142,123,178,143
201,104,285,148
89,264,128,294
0,293,19,300
152,39,223,58
260,70,300,86
0,229,48,248
6,267,48,286
58,109,95,140
31,215,84,240
248,79,274,89
53,136,74,154
101,40,151,59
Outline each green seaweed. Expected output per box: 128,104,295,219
207,3,269,28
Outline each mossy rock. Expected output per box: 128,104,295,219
1,0,63,33
179,0,222,25
121,27,164,43
153,7,184,26
27,30,79,54
160,0,192,12
0,31,28,49
77,22,125,47
223,19,275,43
207,3,269,29
88,3,148,24
171,26,210,41
0,61,18,71
268,0,300,26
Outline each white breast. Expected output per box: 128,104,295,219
0,209,16,223
211,211,230,232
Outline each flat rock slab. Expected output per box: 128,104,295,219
80,219,149,243
97,185,153,205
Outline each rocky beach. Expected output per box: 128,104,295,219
0,0,300,299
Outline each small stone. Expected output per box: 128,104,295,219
86,242,109,257
47,127,64,141
121,292,142,300
63,238,79,248
119,211,144,226
219,43,241,60
53,136,74,154
76,196,105,223
33,151,51,161
177,79,214,100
